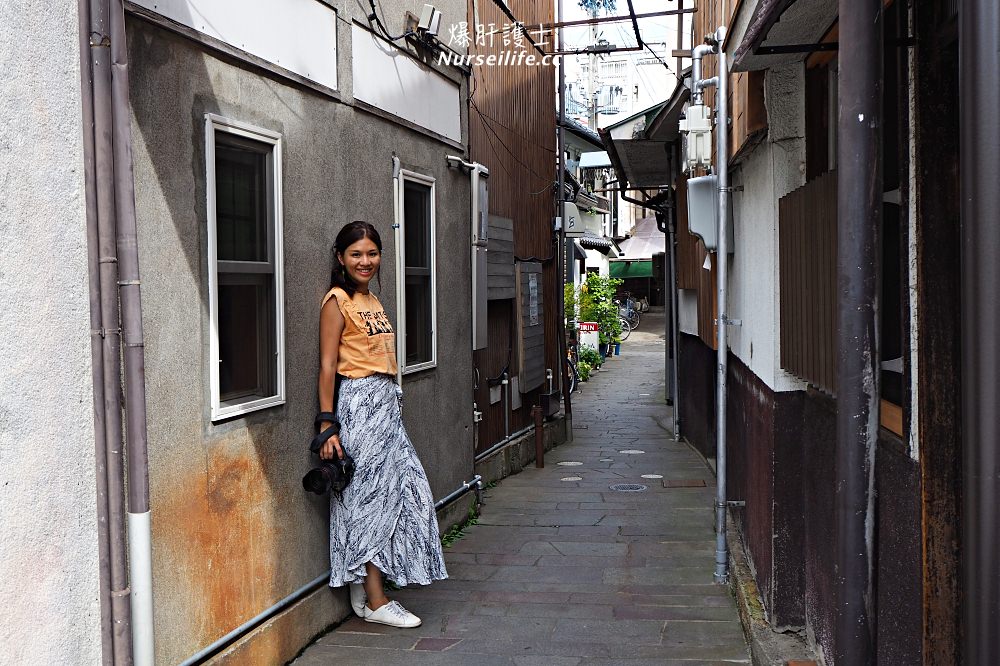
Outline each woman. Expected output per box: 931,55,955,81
317,221,447,628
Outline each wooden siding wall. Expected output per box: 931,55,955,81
488,216,515,299
778,170,837,393
468,0,556,449
675,171,701,290
675,166,718,349
694,0,766,160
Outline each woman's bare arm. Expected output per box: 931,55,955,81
318,297,345,460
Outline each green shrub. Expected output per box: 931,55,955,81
577,361,593,381
578,344,602,368
579,273,623,344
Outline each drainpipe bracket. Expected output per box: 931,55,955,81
93,327,122,339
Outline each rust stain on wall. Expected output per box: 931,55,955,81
157,437,282,660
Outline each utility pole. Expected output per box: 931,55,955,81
588,7,599,129
557,0,572,419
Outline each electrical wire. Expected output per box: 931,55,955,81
367,0,414,41
470,95,556,190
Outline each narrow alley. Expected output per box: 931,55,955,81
294,311,749,665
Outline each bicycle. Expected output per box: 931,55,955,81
565,329,580,394
618,315,632,341
617,297,640,330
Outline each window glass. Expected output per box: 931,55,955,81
404,181,431,269
207,116,284,420
402,176,434,369
405,278,432,364
218,278,274,401
215,139,269,262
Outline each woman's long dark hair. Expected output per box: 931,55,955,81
330,221,383,297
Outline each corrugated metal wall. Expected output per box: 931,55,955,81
778,170,837,393
468,0,556,453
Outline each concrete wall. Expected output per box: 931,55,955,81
678,288,699,336
126,9,473,663
727,62,806,395
0,2,103,663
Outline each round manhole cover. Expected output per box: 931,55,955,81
641,474,664,479
560,476,583,482
599,458,614,462
557,461,583,466
618,449,645,455
610,483,648,492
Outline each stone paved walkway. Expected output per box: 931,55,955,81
293,311,749,665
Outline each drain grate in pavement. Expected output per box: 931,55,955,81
610,483,648,492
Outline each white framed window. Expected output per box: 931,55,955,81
205,114,286,421
398,170,437,373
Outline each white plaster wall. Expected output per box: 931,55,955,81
585,249,610,275
678,288,699,336
0,1,102,664
726,62,807,393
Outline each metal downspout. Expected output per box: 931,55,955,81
835,0,882,662
960,0,1000,661
78,1,114,660
109,2,154,661
392,156,404,386
88,0,133,661
652,182,682,441
667,193,681,441
712,27,729,585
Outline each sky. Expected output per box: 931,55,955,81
556,0,691,128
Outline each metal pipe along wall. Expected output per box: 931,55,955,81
835,0,882,662
960,0,1000,661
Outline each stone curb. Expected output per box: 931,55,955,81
727,509,818,666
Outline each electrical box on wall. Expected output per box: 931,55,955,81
686,174,734,253
679,104,713,171
471,165,489,350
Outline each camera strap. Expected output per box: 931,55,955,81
310,411,342,453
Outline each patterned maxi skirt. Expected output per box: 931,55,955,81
329,373,448,587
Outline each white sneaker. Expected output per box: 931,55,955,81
363,600,422,628
349,583,367,618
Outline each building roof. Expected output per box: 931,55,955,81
731,0,839,72
603,100,669,134
616,216,665,260
599,79,690,189
557,115,603,149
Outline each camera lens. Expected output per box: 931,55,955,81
302,465,333,495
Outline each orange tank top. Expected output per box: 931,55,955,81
321,287,398,379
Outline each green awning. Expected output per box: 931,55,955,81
609,260,653,279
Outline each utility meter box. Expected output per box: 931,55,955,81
679,104,713,171
686,174,734,253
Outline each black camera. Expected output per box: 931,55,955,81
303,410,356,496
302,454,356,496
